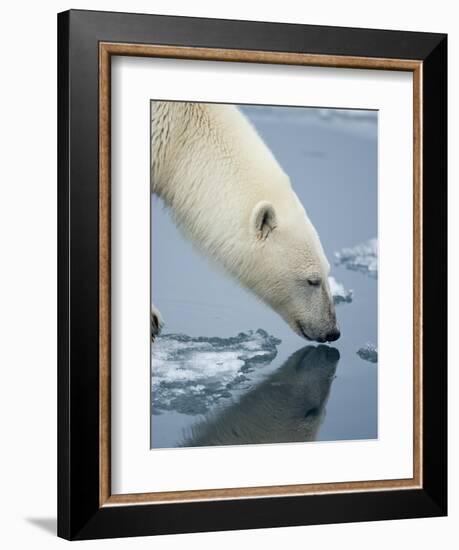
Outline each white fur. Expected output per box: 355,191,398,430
151,102,339,342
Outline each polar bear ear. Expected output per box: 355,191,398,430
251,201,277,240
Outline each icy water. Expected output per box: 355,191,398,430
151,104,378,449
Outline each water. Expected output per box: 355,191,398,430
151,104,378,449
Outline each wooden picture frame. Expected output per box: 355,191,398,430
58,9,447,540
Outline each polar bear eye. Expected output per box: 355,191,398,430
307,276,321,287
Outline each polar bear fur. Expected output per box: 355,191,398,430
151,101,339,342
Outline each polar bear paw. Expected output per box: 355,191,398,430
151,305,164,341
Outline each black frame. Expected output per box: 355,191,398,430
58,9,447,540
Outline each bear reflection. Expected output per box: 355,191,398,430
183,345,339,447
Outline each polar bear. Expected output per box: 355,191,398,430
151,101,340,343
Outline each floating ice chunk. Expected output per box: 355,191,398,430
328,276,353,305
151,329,281,416
357,343,378,363
334,238,378,278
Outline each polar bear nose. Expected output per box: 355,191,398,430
326,328,341,342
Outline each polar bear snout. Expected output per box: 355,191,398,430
295,318,340,344
325,327,341,342
292,279,341,343
301,326,341,344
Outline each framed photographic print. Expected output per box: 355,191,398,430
57,9,447,540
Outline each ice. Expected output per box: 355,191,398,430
334,238,378,278
328,276,353,304
357,343,378,363
151,329,281,415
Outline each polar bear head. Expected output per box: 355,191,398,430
245,198,340,343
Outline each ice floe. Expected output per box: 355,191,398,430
357,343,378,363
328,276,353,304
334,238,378,278
151,329,281,415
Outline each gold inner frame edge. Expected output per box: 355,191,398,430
99,42,423,507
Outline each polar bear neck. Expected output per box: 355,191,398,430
151,101,304,276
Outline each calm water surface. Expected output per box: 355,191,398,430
151,105,378,448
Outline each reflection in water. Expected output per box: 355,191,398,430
182,345,340,447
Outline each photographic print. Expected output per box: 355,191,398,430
59,12,447,538
150,101,378,449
